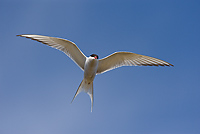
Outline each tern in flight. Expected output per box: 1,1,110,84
17,34,173,112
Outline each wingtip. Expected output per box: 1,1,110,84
71,96,76,104
16,34,29,37
168,63,174,67
16,34,25,37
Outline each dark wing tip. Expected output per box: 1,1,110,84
16,34,46,45
160,64,174,67
149,63,174,67
166,63,174,67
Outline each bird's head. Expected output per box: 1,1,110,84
90,54,99,59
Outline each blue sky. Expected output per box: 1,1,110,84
0,0,200,134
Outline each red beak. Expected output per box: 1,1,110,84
94,56,97,59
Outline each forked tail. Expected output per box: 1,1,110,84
71,79,94,112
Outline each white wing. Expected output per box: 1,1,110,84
17,34,86,70
97,52,173,74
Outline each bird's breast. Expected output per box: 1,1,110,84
84,58,98,81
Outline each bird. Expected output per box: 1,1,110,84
17,34,173,112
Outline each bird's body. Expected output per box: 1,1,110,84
84,56,98,82
71,56,99,111
17,34,173,112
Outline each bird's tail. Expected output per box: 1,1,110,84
71,79,94,112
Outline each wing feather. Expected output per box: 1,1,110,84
97,52,173,74
17,34,86,70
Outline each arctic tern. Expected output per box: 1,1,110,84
17,34,173,112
